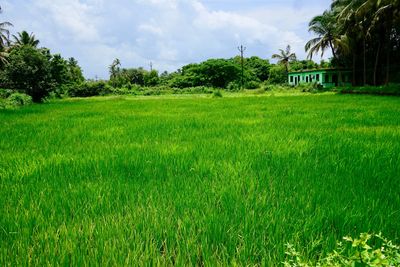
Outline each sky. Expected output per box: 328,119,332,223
2,0,332,79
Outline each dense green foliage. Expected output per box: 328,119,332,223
285,232,400,266
109,57,274,90
337,84,400,96
1,94,399,265
0,8,85,102
2,46,52,102
306,0,400,85
0,46,84,102
0,89,32,109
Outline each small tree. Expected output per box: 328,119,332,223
268,64,287,84
50,54,69,86
272,45,297,73
4,46,52,102
67,57,84,84
144,70,159,87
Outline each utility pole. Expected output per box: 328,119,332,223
238,45,246,89
150,62,153,71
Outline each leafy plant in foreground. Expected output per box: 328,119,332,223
284,233,400,267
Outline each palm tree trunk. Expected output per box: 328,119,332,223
363,38,367,85
386,48,390,85
285,62,289,80
329,40,337,59
373,40,381,86
352,53,356,86
385,31,391,85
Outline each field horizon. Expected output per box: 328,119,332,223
1,93,399,265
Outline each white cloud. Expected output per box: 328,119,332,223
34,0,101,43
1,0,331,79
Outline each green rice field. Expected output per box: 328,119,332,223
1,93,400,265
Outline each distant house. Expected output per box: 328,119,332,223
288,69,352,88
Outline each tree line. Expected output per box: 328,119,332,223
107,53,330,91
305,0,400,85
0,8,84,102
2,1,399,103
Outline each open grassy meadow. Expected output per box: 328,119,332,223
1,93,400,265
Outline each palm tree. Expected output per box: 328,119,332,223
0,6,12,66
0,45,9,67
305,11,347,60
12,31,40,47
0,6,12,48
335,1,367,84
331,0,400,85
366,0,400,84
109,58,121,79
272,45,297,73
0,21,12,48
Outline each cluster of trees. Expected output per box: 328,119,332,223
0,9,84,102
108,57,273,90
4,1,398,103
305,0,400,85
109,59,160,88
108,55,331,90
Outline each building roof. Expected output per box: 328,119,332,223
288,68,351,75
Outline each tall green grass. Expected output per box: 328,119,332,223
1,94,399,265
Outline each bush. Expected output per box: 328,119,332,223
0,92,33,109
143,88,161,96
336,84,400,96
111,87,137,96
268,64,287,84
0,98,6,109
245,81,261,90
212,90,223,98
284,233,400,267
297,82,324,93
7,92,33,106
260,83,293,92
68,81,112,97
227,81,241,91
0,89,14,99
172,86,214,95
260,83,275,91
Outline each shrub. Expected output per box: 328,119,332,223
245,80,261,90
212,90,223,98
336,84,400,96
0,98,6,109
0,92,33,109
268,64,287,84
296,82,323,93
111,87,137,96
0,89,14,99
7,93,33,106
143,88,161,96
284,233,400,267
226,81,241,91
68,81,111,97
260,83,275,91
172,86,214,95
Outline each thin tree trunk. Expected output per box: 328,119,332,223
374,40,381,86
329,40,337,59
386,48,390,85
363,38,367,85
352,53,356,86
385,30,391,85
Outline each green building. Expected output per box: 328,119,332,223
288,69,352,88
